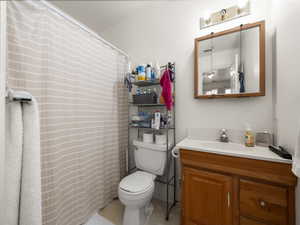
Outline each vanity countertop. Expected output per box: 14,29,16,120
176,138,292,164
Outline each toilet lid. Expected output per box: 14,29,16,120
119,171,155,193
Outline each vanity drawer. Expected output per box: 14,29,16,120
240,217,269,225
240,179,288,225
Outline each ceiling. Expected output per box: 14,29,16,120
50,1,181,33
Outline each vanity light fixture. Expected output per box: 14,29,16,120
203,10,211,21
200,0,251,29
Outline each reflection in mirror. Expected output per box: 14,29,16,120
195,21,265,98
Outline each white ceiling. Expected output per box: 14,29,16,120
51,1,145,32
50,1,181,33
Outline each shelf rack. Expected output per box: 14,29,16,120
127,62,176,220
129,103,166,107
130,126,175,130
131,80,160,87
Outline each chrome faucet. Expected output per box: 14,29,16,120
219,129,229,143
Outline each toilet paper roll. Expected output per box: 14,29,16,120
143,133,153,143
155,134,166,145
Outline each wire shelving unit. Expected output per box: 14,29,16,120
127,62,177,220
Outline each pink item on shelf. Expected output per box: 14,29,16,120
160,69,173,111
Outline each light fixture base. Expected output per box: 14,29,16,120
200,0,251,29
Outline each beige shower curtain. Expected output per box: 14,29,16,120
6,1,128,225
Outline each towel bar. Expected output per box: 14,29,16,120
6,88,32,103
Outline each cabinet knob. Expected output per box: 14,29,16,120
259,200,266,207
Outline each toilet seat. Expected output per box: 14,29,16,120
119,171,156,194
118,171,156,225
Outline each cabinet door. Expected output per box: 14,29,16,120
182,167,233,225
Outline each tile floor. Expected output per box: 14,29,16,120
99,199,180,225
85,213,114,225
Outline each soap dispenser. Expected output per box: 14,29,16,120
245,125,255,147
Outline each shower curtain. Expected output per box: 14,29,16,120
6,1,128,225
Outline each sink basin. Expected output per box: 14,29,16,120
183,140,251,152
175,138,292,164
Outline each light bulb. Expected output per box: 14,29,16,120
238,0,248,9
203,10,211,21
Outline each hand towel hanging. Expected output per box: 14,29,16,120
19,97,42,225
4,93,42,225
160,69,173,111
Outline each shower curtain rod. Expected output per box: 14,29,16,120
41,0,129,59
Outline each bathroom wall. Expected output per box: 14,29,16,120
101,0,274,202
101,0,274,141
272,0,300,155
272,0,300,224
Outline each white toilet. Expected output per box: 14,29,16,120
118,140,167,225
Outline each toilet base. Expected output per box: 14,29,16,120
123,202,153,225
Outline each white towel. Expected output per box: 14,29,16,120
5,97,42,225
5,102,23,225
19,98,42,225
292,122,300,177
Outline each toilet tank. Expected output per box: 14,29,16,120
133,140,168,176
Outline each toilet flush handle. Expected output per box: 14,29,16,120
171,147,179,158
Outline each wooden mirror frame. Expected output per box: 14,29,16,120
194,21,265,99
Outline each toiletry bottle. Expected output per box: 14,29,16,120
155,62,161,80
151,69,155,80
245,128,255,147
154,111,161,130
146,64,151,80
137,66,140,80
152,88,158,103
138,65,146,80
151,116,155,129
136,88,141,96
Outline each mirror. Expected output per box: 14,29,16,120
194,21,265,98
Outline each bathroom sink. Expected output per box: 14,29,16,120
183,140,250,152
176,138,292,164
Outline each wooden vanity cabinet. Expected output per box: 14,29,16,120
182,167,233,225
180,149,297,225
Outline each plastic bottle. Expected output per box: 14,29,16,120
151,69,155,80
136,88,141,96
245,126,255,147
138,65,146,80
152,111,161,130
146,64,152,80
155,62,161,80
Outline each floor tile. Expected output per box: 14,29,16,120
99,199,180,225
